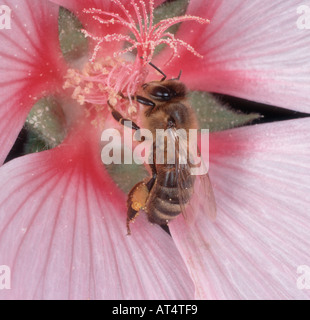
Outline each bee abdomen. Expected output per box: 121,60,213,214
157,186,190,204
156,168,193,189
154,196,181,216
145,167,195,225
146,181,193,225
147,193,181,225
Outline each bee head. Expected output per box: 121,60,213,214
142,80,187,102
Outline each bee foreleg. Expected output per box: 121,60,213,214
136,95,155,107
108,100,140,131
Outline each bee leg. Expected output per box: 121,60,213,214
135,96,156,117
126,207,139,235
108,100,140,131
126,181,150,235
126,163,157,235
135,95,156,108
119,89,156,110
118,91,157,117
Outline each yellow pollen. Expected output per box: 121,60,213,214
77,95,85,105
63,55,145,132
132,201,142,212
98,83,105,92
83,87,91,94
72,86,81,99
73,76,81,85
65,69,75,78
128,105,137,115
109,97,118,107
63,80,71,89
102,67,109,75
93,62,103,71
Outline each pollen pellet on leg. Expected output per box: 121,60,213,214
109,97,118,107
127,182,149,215
130,183,149,209
131,201,142,211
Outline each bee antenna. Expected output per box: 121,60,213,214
171,70,182,81
177,70,182,80
140,58,166,81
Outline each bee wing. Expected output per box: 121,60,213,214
195,171,217,221
173,129,217,224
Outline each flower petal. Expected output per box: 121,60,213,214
164,0,310,113
0,0,66,164
170,118,310,299
0,128,194,300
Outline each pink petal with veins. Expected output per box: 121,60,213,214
0,0,67,164
164,0,310,113
0,126,194,300
170,118,310,299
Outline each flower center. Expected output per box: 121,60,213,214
63,56,145,128
63,0,209,127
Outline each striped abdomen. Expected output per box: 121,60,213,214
145,165,195,225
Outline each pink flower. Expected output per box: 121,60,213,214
0,0,309,300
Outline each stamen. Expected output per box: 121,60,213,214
131,0,144,37
138,0,149,37
111,0,136,26
161,32,203,58
83,1,209,65
148,0,154,34
64,56,143,124
151,15,210,37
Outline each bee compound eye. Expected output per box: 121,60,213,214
151,86,172,101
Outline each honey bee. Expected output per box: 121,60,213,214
109,63,216,234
